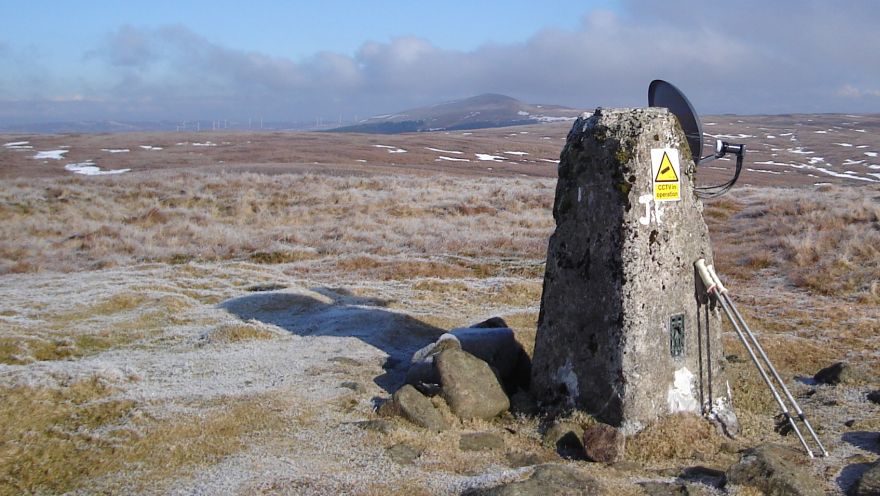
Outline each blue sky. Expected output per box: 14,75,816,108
2,1,879,124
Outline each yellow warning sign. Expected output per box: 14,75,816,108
651,148,681,202
655,152,679,182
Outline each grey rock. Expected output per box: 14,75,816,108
386,442,422,465
850,459,880,496
726,444,824,496
530,108,735,433
405,359,441,394
815,361,862,385
582,424,625,463
406,334,461,393
542,420,585,454
436,349,510,420
450,326,528,385
462,463,602,496
459,432,506,451
392,384,449,432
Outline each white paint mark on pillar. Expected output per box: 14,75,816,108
578,186,583,203
667,367,699,413
555,356,579,408
638,194,665,226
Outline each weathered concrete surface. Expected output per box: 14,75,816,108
530,108,735,433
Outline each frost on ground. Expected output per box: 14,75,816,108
0,171,877,495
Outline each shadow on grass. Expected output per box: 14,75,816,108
219,287,445,392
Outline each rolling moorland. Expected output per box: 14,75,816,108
0,112,878,494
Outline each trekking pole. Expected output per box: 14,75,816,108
703,262,828,457
694,259,822,458
707,265,828,456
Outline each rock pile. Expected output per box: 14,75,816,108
388,318,526,428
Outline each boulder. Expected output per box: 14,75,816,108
462,464,602,496
459,432,506,451
542,420,585,455
814,361,862,385
436,349,510,420
392,384,449,432
406,333,462,394
582,424,625,463
867,390,880,405
850,459,880,496
726,444,824,496
450,326,529,387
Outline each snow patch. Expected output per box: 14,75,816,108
425,147,462,155
475,153,505,162
833,143,853,147
64,162,130,176
3,141,33,150
864,152,878,157
33,149,68,160
436,156,470,162
139,145,163,151
787,147,814,155
374,145,407,153
101,148,130,153
503,151,528,156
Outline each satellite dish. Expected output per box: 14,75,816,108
648,79,746,198
648,80,705,165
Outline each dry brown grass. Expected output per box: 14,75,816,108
204,323,282,343
625,414,725,463
0,172,554,275
706,185,880,303
0,376,287,495
0,292,193,365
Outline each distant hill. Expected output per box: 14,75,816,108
329,94,580,134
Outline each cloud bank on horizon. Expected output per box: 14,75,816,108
2,0,879,124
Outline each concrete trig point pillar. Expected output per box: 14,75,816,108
531,108,737,434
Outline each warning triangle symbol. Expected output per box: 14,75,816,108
654,152,679,182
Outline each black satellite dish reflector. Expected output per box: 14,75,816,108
648,79,745,198
648,79,704,165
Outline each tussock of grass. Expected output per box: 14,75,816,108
205,323,281,343
625,414,723,463
0,376,136,495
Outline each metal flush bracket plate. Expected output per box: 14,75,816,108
670,313,685,358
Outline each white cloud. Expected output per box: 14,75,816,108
3,1,880,123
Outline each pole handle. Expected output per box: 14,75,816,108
707,265,727,293
695,258,716,293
